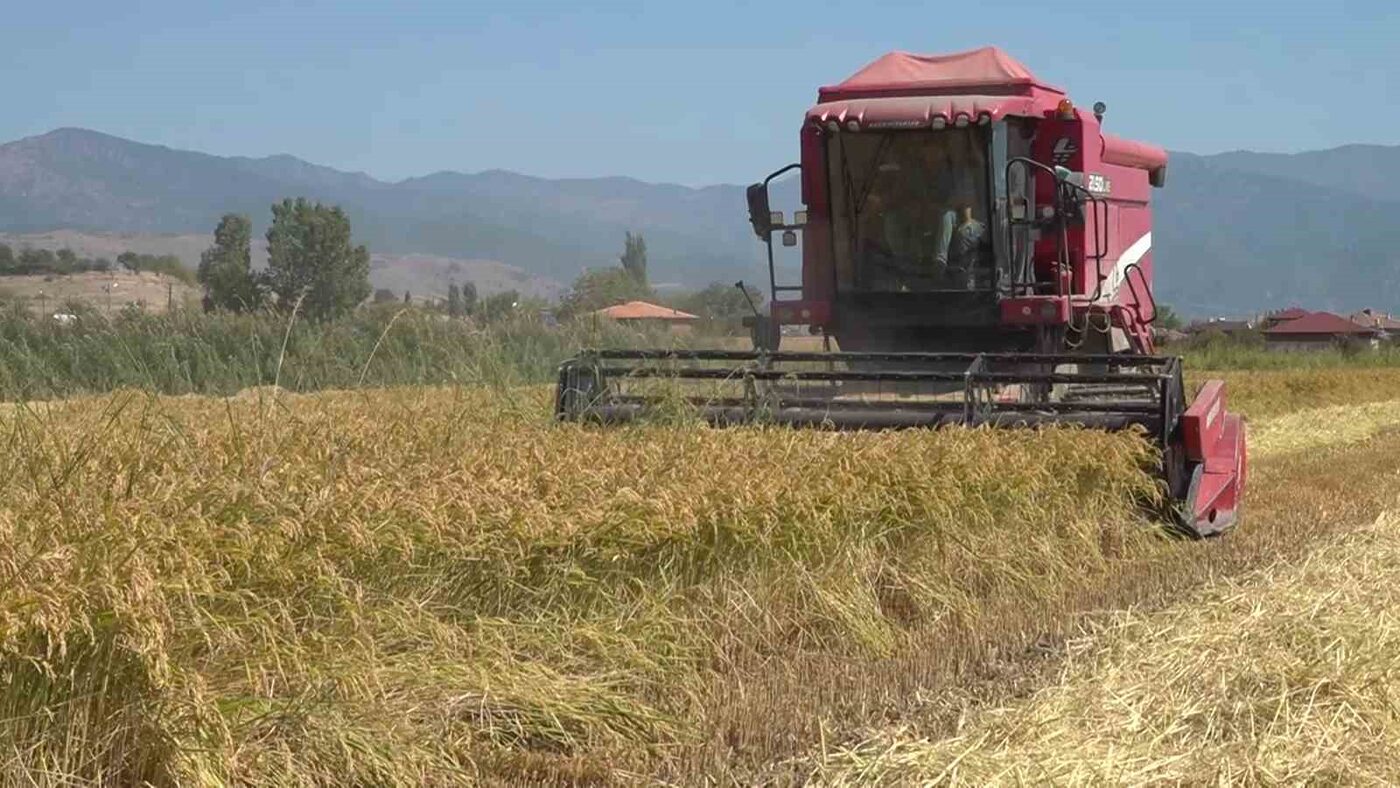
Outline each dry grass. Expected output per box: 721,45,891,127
797,383,1400,786
1249,398,1400,457
1197,367,1400,420
0,270,198,313
814,508,1400,785
0,386,1162,785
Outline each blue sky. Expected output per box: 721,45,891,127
3,0,1395,185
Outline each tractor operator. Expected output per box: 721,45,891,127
857,139,990,290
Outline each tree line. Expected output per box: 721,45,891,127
0,244,193,283
197,199,759,328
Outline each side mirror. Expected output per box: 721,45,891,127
1149,166,1168,188
746,183,772,239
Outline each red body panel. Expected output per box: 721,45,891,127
769,299,832,326
1181,380,1247,535
1101,133,1168,171
1000,296,1070,326
1182,380,1226,462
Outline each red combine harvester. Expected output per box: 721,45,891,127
556,47,1246,536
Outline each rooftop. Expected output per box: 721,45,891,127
1263,311,1378,336
1267,306,1310,321
591,301,698,321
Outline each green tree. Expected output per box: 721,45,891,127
620,231,647,285
264,198,371,320
0,244,15,274
1155,303,1184,331
461,281,478,315
674,281,764,321
198,214,264,312
117,252,195,283
479,290,520,322
372,288,398,304
149,255,194,284
22,248,56,273
560,267,653,318
446,282,464,317
55,249,79,274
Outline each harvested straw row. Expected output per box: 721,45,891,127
1249,398,1400,457
814,509,1400,785
1194,367,1400,420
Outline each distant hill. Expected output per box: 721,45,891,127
2,127,1399,316
1153,152,1400,315
0,128,762,288
1201,145,1400,204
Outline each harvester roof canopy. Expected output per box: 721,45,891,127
811,46,1074,131
819,46,1065,101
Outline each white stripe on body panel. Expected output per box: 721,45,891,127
1093,231,1152,304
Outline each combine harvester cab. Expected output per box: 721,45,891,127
556,47,1246,537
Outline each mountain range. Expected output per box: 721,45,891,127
2,127,1398,316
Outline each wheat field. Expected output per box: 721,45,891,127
2,368,1400,784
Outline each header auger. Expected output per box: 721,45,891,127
556,47,1246,537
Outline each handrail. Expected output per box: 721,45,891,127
756,163,803,309
1123,262,1157,324
1003,156,1110,300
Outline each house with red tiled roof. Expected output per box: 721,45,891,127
590,301,699,331
1261,306,1310,329
1262,311,1381,351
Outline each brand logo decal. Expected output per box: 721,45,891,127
1086,173,1112,195
1051,137,1078,164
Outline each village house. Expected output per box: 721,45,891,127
1262,311,1381,351
1261,306,1309,330
590,301,699,333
